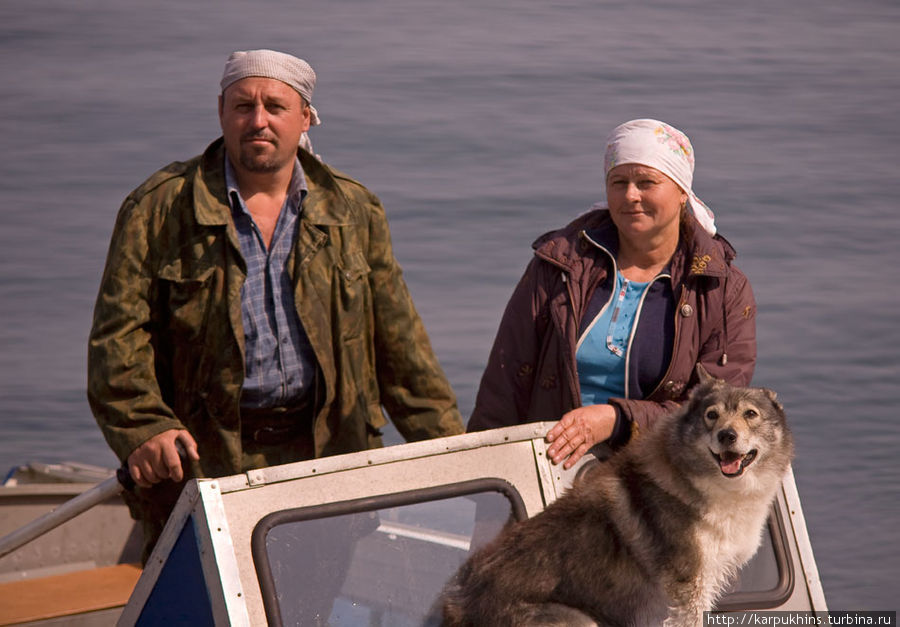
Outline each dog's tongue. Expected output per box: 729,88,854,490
719,454,743,475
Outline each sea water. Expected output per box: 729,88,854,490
1,0,898,610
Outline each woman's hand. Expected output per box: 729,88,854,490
545,404,617,469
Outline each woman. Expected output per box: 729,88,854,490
467,119,756,468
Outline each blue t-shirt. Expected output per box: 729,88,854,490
576,272,653,405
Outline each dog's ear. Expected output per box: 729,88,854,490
762,388,784,412
695,363,715,384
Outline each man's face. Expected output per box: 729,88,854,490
219,77,311,176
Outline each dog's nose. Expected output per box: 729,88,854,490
717,428,737,446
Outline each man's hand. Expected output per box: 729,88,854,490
545,404,617,469
127,429,200,488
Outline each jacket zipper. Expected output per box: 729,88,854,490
558,271,581,407
572,233,620,406
645,282,686,400
535,235,615,408
622,273,671,399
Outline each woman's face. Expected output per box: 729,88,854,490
606,164,687,244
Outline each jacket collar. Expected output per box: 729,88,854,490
670,214,734,280
533,208,734,281
192,138,358,227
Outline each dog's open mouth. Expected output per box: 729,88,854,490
711,450,758,477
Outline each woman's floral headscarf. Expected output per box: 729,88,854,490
604,119,717,235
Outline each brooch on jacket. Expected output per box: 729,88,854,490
691,254,712,275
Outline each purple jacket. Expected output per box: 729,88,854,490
467,209,756,442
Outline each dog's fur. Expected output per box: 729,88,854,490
441,367,793,627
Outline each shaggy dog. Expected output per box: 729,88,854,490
441,367,793,626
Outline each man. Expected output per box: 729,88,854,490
88,50,463,559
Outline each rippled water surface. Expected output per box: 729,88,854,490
1,0,898,610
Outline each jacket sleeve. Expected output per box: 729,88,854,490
87,193,184,463
467,258,546,432
609,264,757,435
362,192,464,440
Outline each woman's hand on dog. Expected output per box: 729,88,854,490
546,404,617,469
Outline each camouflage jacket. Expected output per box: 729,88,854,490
468,209,756,439
88,138,463,480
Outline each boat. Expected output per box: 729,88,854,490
0,423,827,626
0,462,142,626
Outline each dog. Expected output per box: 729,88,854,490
441,366,794,626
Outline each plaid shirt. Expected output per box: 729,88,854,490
225,157,317,408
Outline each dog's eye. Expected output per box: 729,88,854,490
705,409,719,422
744,408,759,420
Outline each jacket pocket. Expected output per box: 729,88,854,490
336,251,371,340
699,330,722,356
159,260,216,342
